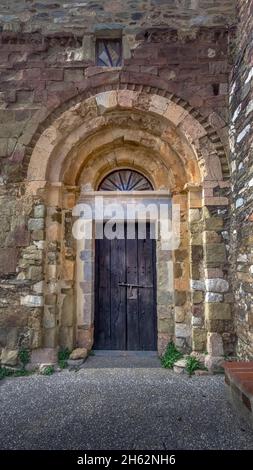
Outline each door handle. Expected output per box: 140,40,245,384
118,283,153,288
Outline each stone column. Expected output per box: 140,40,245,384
19,202,46,351
186,184,206,354
42,183,63,351
157,236,174,355
202,181,233,372
173,192,191,353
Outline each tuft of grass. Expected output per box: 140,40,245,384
185,356,207,376
58,348,70,370
18,348,30,370
13,369,30,377
0,367,14,380
58,360,68,369
161,342,183,369
58,348,70,361
0,367,31,380
41,365,54,376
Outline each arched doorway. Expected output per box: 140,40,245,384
94,169,157,351
24,83,231,364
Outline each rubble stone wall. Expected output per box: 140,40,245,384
0,1,238,366
229,0,253,359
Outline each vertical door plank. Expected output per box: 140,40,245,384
110,224,126,349
138,223,157,350
126,223,139,350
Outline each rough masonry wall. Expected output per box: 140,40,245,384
0,1,236,363
0,1,236,34
230,0,253,359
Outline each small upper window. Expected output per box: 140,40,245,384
96,39,122,67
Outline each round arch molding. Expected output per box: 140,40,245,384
20,72,231,362
23,71,230,183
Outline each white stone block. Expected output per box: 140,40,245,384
21,295,44,307
205,279,229,293
205,292,223,303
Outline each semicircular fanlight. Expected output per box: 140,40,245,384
98,170,153,191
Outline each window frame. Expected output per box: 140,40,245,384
95,37,123,68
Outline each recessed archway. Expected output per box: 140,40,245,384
24,83,230,357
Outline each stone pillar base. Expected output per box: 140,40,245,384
205,355,224,374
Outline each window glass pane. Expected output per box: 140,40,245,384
96,39,122,67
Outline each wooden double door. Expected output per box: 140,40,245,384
94,223,157,350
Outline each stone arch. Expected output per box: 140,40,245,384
24,74,229,182
22,80,230,359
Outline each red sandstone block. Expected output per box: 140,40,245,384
41,68,64,81
87,71,120,88
23,68,41,80
0,248,17,274
204,197,229,206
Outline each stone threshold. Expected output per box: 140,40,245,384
92,350,159,357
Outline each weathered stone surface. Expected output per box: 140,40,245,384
31,348,57,365
207,332,224,356
205,244,226,265
205,292,223,303
28,219,45,231
28,266,43,281
69,348,88,360
205,303,231,321
205,355,224,373
206,279,229,293
61,293,74,327
0,248,17,274
175,307,185,323
192,291,204,304
0,348,18,366
34,205,45,218
20,295,44,308
192,328,207,352
173,358,187,375
204,217,223,231
175,323,191,339
190,280,205,291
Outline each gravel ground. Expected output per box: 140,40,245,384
0,356,253,450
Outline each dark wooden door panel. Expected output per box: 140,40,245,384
94,236,111,349
126,236,139,350
110,234,126,349
94,223,157,350
138,225,157,350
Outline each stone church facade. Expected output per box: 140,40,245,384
0,1,252,368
